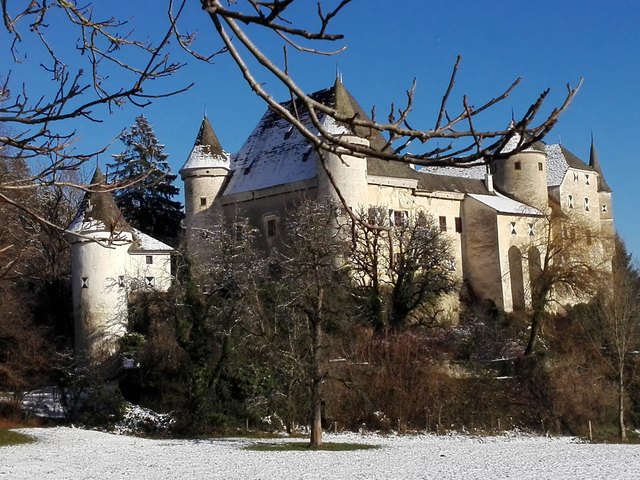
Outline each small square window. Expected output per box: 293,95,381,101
514,161,521,171
81,277,88,289
510,222,517,235
455,217,462,233
528,223,534,236
538,162,543,171
146,255,153,265
568,194,574,209
200,197,207,207
439,216,447,232
145,276,155,287
584,197,590,211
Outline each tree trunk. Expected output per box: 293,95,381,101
619,363,627,441
524,309,543,356
310,317,323,447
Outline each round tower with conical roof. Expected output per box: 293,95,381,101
492,130,549,209
180,115,231,247
66,168,132,362
316,78,370,209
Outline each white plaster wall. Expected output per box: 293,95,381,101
317,135,369,209
71,232,131,361
127,253,172,292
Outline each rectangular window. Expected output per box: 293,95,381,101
146,255,153,265
514,161,521,170
510,222,517,235
538,162,543,171
439,216,447,232
267,218,277,237
602,204,608,213
81,277,88,289
145,276,155,287
455,217,462,233
528,223,534,236
585,174,590,185
584,197,590,211
394,210,407,227
568,194,574,209
200,197,207,207
573,172,579,182
118,275,125,288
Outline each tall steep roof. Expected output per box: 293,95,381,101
589,137,612,192
67,168,132,234
180,115,230,175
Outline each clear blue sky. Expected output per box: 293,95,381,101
5,1,640,257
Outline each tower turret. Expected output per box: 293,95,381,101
492,130,549,209
180,116,231,251
66,168,132,363
590,136,614,240
316,78,369,209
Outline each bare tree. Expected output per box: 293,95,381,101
348,206,458,331
277,199,353,447
523,208,607,356
3,1,579,236
585,237,640,441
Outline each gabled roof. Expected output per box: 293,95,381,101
67,168,132,234
180,116,230,175
225,78,381,196
589,137,612,192
129,228,174,253
546,143,595,187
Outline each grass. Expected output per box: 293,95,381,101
244,441,379,452
0,429,35,447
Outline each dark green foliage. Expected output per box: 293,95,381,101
108,114,184,246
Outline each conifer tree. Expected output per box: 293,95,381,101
108,115,184,245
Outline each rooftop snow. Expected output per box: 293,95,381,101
469,192,542,215
129,228,174,253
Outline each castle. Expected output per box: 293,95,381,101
68,78,614,360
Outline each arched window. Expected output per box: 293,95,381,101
509,246,525,311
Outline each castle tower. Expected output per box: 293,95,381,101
180,115,230,250
66,168,133,363
492,130,549,209
316,77,369,209
590,136,614,243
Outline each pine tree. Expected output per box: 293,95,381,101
108,114,184,245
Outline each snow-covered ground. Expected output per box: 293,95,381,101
1,428,638,479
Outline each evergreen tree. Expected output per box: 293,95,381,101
108,114,184,245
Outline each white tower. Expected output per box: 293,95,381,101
180,115,231,252
316,78,369,210
66,168,132,363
